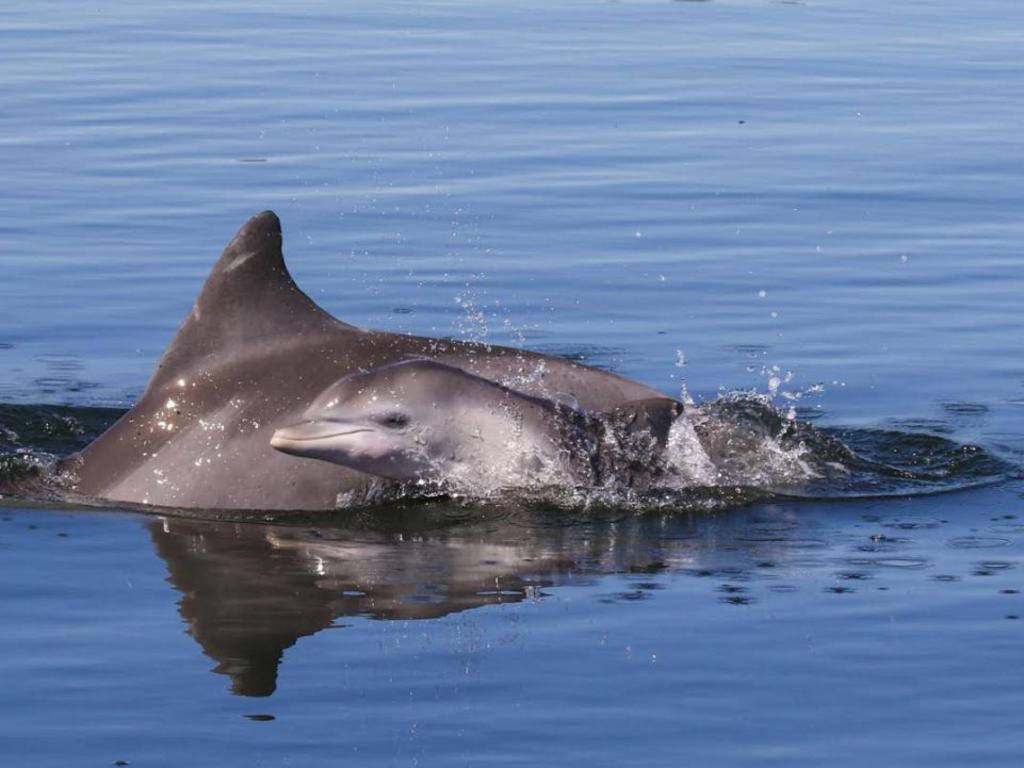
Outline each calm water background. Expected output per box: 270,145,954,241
2,0,1023,765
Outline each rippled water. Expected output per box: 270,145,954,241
2,0,1024,765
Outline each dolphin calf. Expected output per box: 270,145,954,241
270,358,689,495
63,211,666,512
270,358,605,489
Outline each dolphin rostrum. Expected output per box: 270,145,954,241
63,212,666,512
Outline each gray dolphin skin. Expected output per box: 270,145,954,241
270,359,687,492
65,211,665,512
270,359,601,486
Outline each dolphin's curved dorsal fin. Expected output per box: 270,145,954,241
143,211,349,394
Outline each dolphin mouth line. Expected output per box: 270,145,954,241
271,427,374,444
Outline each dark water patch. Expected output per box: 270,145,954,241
717,583,747,595
698,395,1012,503
736,529,796,542
601,590,654,604
720,594,756,606
845,556,931,569
716,581,756,604
807,426,1010,497
889,418,955,435
883,520,943,531
744,518,799,531
623,579,666,592
0,404,123,501
736,534,788,543
948,536,1010,550
990,523,1024,534
684,567,753,582
17,355,107,399
627,562,669,575
0,403,123,456
772,538,829,550
33,354,83,373
31,378,101,397
972,561,1016,576
0,343,13,351
942,402,991,417
976,560,1016,570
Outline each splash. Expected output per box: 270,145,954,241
0,403,120,504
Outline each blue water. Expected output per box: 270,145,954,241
2,0,1024,764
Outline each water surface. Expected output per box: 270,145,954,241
2,0,1023,765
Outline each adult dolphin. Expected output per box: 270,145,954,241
64,212,665,512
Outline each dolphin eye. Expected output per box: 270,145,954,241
378,413,410,429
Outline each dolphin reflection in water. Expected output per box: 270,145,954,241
148,504,817,697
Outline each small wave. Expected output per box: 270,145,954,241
0,404,124,501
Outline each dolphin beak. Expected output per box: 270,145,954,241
270,420,372,450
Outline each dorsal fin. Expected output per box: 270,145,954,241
144,211,348,394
